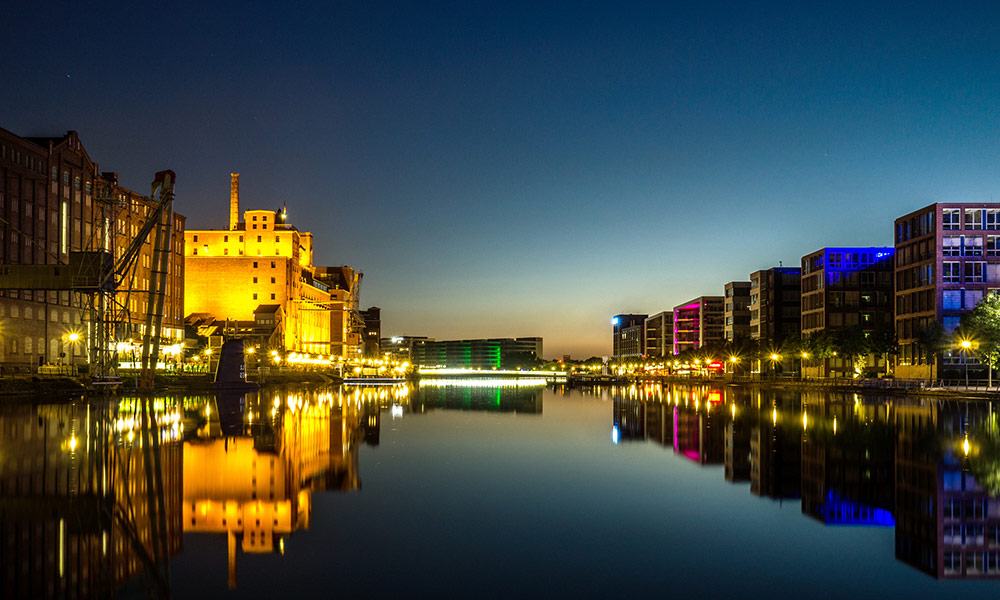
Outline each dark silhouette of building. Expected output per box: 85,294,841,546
360,306,381,358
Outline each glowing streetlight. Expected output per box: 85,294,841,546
67,332,80,342
959,337,973,388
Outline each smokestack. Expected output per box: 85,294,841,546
229,173,239,230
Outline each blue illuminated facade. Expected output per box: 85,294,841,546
801,246,895,377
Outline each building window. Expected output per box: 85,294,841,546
943,262,960,283
275,235,280,242
223,248,229,255
943,236,962,256
224,235,228,242
271,261,275,268
253,277,258,283
270,277,275,283
62,171,69,186
987,209,1000,230
192,248,197,255
51,166,57,180
966,208,984,230
257,236,262,242
965,235,984,257
252,215,257,221
263,215,268,221
966,261,985,283
943,290,962,310
988,236,1000,256
252,224,257,229
193,235,198,242
943,209,961,230
253,262,258,268
262,224,267,229
270,293,275,300
253,293,258,300
966,289,984,309
74,176,81,191
239,235,244,242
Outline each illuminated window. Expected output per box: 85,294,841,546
74,176,80,191
966,289,983,308
942,290,961,310
943,236,961,256
62,171,69,185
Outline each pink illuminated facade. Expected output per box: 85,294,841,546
672,296,724,354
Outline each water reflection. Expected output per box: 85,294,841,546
605,383,1000,579
412,379,544,413
0,396,183,598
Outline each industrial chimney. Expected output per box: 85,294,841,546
229,173,240,230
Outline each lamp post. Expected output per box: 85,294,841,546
769,353,780,378
960,339,972,388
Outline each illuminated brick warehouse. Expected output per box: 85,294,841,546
184,174,363,359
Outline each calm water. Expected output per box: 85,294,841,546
2,381,999,598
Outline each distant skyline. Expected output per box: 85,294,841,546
4,1,1000,358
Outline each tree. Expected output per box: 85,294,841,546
915,320,948,369
962,293,1000,387
866,325,898,377
834,326,869,377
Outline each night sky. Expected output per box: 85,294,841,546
3,1,1000,358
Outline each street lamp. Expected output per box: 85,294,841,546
960,338,972,388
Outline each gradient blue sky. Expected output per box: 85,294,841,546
3,1,1000,358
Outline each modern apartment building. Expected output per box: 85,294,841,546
749,267,801,371
894,203,1000,379
800,247,894,377
672,296,724,354
644,311,674,358
612,313,647,360
723,281,751,341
